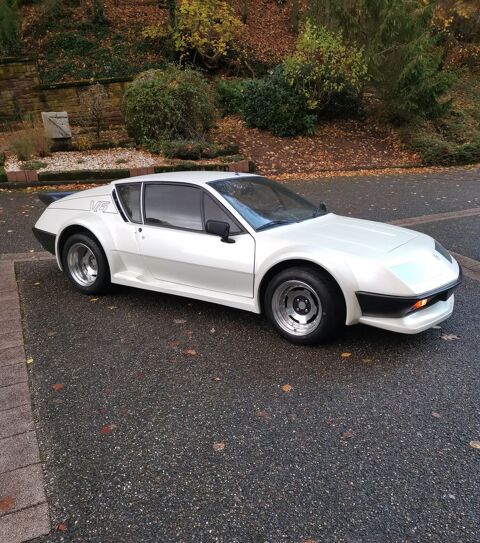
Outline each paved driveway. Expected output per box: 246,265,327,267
1,167,479,542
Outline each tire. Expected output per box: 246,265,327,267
62,232,111,295
264,266,345,345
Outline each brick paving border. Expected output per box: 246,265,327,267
0,256,53,543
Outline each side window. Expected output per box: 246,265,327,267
145,184,202,231
203,193,242,234
116,184,142,223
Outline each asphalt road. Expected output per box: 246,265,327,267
1,167,479,542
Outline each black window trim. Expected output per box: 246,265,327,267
141,181,247,235
114,182,143,225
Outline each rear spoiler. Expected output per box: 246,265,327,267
38,192,77,206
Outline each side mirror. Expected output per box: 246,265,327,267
206,220,235,243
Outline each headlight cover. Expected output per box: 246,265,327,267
435,241,452,263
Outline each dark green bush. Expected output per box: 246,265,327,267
159,140,240,160
162,140,204,160
0,0,21,56
122,67,215,144
0,152,5,166
241,67,315,136
410,129,480,166
215,79,247,116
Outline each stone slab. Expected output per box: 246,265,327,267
0,404,34,439
0,464,46,517
0,382,29,412
0,431,40,473
0,363,27,388
0,503,50,543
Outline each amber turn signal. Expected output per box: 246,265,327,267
412,298,429,310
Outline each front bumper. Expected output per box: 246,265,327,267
359,295,455,334
355,269,462,334
32,227,56,254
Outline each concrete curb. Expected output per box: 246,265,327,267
0,256,52,543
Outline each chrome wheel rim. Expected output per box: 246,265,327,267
272,280,322,336
67,243,98,287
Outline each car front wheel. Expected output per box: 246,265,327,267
62,232,110,295
264,267,345,345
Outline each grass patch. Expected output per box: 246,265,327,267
21,159,48,170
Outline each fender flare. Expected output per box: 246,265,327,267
55,214,116,272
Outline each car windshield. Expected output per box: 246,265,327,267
209,177,322,231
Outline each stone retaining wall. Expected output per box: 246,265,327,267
0,57,131,125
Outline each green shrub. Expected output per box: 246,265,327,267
173,0,242,69
241,66,315,137
0,0,21,56
283,20,367,117
409,129,480,166
0,152,5,166
366,1,455,123
215,79,247,116
122,67,215,144
21,159,47,170
160,140,240,160
162,140,204,160
90,0,108,27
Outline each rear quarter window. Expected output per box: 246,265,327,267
116,184,142,223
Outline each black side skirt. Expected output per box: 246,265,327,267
32,227,56,255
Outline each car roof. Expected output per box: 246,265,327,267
112,171,260,187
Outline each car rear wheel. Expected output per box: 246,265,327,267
264,267,345,345
62,232,110,295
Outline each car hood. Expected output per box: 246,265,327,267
264,214,419,256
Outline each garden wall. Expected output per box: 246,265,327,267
0,57,131,125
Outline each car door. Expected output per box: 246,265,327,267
138,183,255,298
111,183,143,273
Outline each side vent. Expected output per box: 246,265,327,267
112,189,128,222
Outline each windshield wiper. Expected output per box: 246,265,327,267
256,219,296,231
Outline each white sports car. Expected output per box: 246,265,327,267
33,171,462,344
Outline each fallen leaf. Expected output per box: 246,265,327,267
47,331,57,337
26,357,33,365
432,412,442,419
100,424,117,435
213,441,225,452
57,523,67,532
90,297,99,303
469,441,480,449
183,349,197,356
281,384,292,393
342,430,354,439
0,496,16,512
210,327,216,333
108,306,117,310
33,282,40,286
440,333,460,341
302,540,318,543
362,358,372,363
174,319,186,324
52,383,64,392
212,376,221,382
341,352,352,358
256,410,271,420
